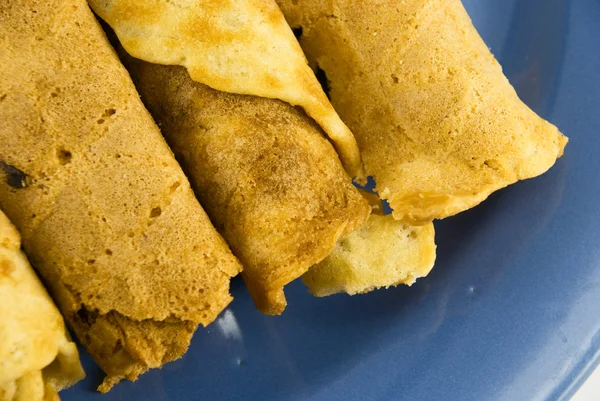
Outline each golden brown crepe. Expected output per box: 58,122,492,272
0,210,85,401
277,0,568,224
87,0,364,180
303,214,436,297
0,0,241,391
116,52,370,314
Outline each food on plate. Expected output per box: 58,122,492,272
277,0,568,224
113,52,370,314
87,0,364,180
304,214,436,297
0,0,567,395
0,0,242,391
0,210,85,401
93,0,441,308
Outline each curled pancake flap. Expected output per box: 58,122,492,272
88,0,363,179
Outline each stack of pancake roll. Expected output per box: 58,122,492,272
0,0,567,395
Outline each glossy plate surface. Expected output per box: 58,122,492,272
63,1,600,400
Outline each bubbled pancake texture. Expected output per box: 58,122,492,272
0,0,241,389
120,56,370,314
277,0,568,223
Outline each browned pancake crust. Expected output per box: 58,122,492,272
120,56,369,314
0,0,241,390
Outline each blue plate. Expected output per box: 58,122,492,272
63,1,600,400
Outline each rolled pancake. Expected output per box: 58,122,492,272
0,210,84,401
0,0,241,391
303,214,436,297
277,0,568,224
87,0,364,180
118,54,370,314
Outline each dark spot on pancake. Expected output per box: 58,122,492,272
1,162,28,189
57,148,72,165
150,206,162,218
76,307,98,326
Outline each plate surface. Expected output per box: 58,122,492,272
63,0,600,400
